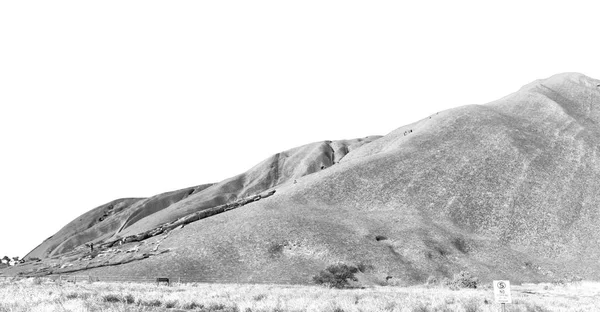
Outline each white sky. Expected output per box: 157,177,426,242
1,1,599,259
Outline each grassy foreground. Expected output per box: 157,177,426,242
0,278,599,312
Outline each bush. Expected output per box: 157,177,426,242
141,299,162,307
123,294,135,304
182,302,204,309
313,263,358,288
267,241,286,257
444,271,478,289
65,292,79,300
65,292,91,300
102,294,121,303
102,294,135,304
206,303,239,312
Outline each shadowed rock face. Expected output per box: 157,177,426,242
16,73,600,284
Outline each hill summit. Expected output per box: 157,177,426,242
4,72,600,285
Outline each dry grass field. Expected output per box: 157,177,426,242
1,278,599,312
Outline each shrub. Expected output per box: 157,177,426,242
267,241,287,257
65,292,91,300
444,271,478,289
313,264,359,288
182,302,204,309
206,303,239,312
123,294,135,304
141,299,162,307
164,300,178,308
102,294,121,303
65,292,79,300
101,294,135,304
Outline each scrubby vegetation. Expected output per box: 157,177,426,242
0,277,599,311
439,271,479,290
312,263,359,288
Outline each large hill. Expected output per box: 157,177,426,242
3,73,600,285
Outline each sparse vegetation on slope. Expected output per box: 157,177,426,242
11,73,600,285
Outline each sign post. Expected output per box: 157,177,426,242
493,280,512,312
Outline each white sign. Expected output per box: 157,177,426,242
493,280,512,303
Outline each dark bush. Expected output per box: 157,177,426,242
205,303,239,312
267,241,286,257
183,302,204,309
444,271,478,289
65,292,91,300
452,238,468,253
313,263,359,288
102,294,121,303
123,294,135,304
142,299,162,307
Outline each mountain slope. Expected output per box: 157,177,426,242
8,72,600,285
24,137,380,260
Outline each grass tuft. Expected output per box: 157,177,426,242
182,301,204,310
524,303,552,312
164,300,178,308
252,293,267,301
411,302,431,312
141,299,162,307
462,297,481,312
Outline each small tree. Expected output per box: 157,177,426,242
313,264,359,288
1,256,9,264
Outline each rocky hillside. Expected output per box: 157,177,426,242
4,73,600,285
24,137,380,259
